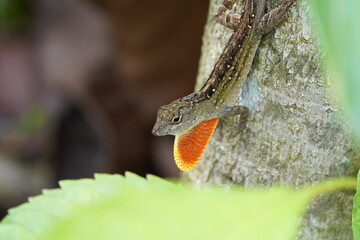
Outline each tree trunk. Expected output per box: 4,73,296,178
183,0,360,239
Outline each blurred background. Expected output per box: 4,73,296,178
0,0,208,218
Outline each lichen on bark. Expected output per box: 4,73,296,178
184,0,360,239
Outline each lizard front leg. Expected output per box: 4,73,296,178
220,105,249,124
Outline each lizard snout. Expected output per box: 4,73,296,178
151,124,161,136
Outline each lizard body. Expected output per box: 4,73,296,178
152,0,295,171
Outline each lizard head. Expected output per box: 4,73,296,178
152,94,205,136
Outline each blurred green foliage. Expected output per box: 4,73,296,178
0,173,355,240
311,0,360,138
311,1,360,238
0,0,31,33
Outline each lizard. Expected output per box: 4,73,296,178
152,0,296,171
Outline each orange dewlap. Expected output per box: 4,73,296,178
173,118,220,171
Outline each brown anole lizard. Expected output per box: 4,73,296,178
152,0,295,171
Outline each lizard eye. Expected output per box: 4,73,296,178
206,87,216,98
172,115,182,124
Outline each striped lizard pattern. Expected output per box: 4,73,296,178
152,0,295,171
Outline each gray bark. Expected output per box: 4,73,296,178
184,0,360,239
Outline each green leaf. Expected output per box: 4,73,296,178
0,173,356,240
311,0,360,138
42,188,308,240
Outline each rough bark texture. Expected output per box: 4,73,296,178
183,0,360,239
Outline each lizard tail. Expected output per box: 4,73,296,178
173,118,220,171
